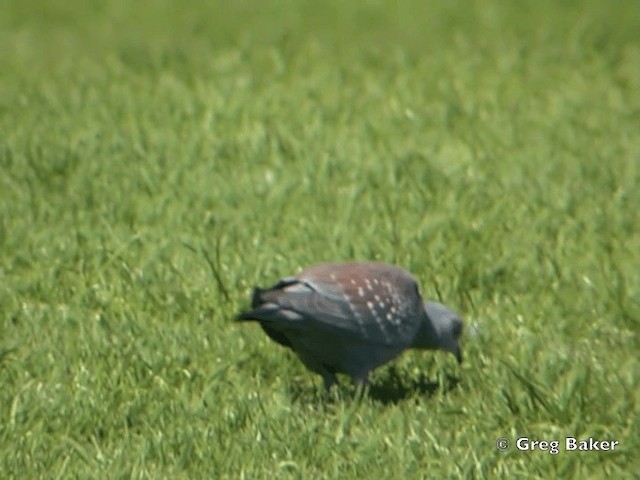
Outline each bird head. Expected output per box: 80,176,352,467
414,301,463,363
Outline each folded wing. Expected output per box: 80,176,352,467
236,263,424,348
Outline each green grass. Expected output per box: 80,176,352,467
1,0,639,477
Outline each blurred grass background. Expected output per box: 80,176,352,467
1,0,639,477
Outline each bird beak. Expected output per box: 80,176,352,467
455,346,463,364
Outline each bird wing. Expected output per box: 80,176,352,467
238,264,424,347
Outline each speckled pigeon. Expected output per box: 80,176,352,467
236,262,463,389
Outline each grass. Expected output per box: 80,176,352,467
1,0,639,477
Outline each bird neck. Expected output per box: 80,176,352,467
411,313,442,350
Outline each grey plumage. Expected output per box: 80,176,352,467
236,262,463,389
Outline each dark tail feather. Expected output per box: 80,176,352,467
235,287,294,348
235,310,257,322
251,287,265,308
236,277,298,321
235,278,300,322
235,288,266,322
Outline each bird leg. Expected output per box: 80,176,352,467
352,373,369,387
322,372,337,391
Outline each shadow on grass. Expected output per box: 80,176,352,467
288,366,461,406
368,370,461,405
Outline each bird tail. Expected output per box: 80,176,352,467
251,287,265,308
235,278,300,322
235,288,265,322
234,282,300,349
235,311,257,322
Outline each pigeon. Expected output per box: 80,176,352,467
236,262,463,389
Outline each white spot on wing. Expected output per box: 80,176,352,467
364,278,373,291
373,313,390,340
343,293,366,335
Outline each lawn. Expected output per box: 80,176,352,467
1,0,639,478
